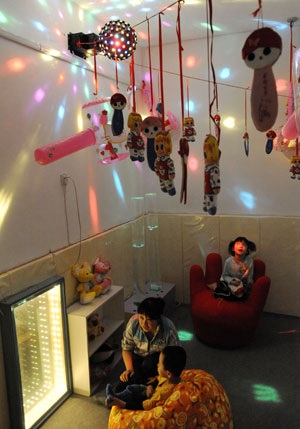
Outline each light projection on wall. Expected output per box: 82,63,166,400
0,10,8,23
0,190,13,230
253,18,288,30
34,88,46,103
253,384,281,403
201,22,222,32
219,67,231,79
185,100,195,113
276,79,288,92
239,191,255,210
186,56,196,68
223,117,235,128
188,156,198,172
89,186,99,232
112,169,125,202
7,58,26,72
178,330,194,341
33,21,46,32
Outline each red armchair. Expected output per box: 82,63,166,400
190,253,271,348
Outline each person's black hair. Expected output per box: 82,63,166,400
228,236,256,256
162,346,187,377
137,297,165,320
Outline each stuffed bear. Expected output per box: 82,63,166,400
71,262,103,305
92,256,112,294
87,313,104,341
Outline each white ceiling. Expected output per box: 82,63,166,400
74,0,300,47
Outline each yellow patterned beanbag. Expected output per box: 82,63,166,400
108,369,233,428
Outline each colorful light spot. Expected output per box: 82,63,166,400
185,100,195,113
223,117,235,128
33,20,46,31
58,73,64,83
58,105,65,120
77,113,83,131
144,71,150,82
125,13,132,17
201,22,222,32
110,83,117,93
188,156,198,172
138,31,148,40
71,64,77,74
34,88,45,103
79,9,84,21
58,9,64,19
73,84,78,94
89,186,99,233
140,7,151,12
253,18,287,30
162,21,171,27
219,67,231,79
113,169,125,201
186,56,196,68
7,58,26,72
178,330,194,341
91,8,102,14
55,28,62,36
84,84,90,99
67,1,73,14
0,11,8,23
0,190,12,230
253,384,281,403
37,0,48,6
276,79,288,92
239,191,255,210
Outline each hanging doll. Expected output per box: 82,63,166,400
154,130,176,196
183,117,197,142
127,112,145,162
110,93,127,136
141,116,163,171
265,130,276,154
242,27,282,132
290,156,300,179
203,134,220,216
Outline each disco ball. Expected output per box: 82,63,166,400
98,20,137,61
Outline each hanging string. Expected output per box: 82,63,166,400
158,12,165,129
130,31,136,112
115,55,119,90
176,0,184,133
147,17,154,112
296,138,299,157
187,80,190,118
93,41,98,96
244,89,248,132
252,0,263,28
206,0,211,134
290,21,294,83
252,0,262,18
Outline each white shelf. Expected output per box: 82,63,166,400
67,285,124,397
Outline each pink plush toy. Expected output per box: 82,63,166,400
92,256,112,294
242,27,282,132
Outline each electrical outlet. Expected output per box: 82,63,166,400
60,173,68,186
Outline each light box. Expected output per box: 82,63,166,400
0,276,72,429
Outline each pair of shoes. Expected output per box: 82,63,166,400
92,395,107,407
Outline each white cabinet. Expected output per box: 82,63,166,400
67,285,124,396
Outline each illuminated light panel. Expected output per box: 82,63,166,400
239,191,255,210
58,105,65,120
253,384,281,403
33,20,46,31
186,56,196,68
162,21,171,27
34,88,45,103
0,190,12,229
178,330,194,341
77,113,83,131
113,169,125,201
185,100,195,113
276,79,288,92
138,31,148,40
89,186,99,233
0,11,8,23
57,9,64,19
7,58,26,72
219,67,231,79
201,22,222,32
188,156,198,172
223,117,235,128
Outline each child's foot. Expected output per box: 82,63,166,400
105,384,115,399
105,396,126,408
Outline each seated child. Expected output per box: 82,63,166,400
105,345,186,410
213,236,256,300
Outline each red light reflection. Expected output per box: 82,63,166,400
7,58,26,72
188,156,199,172
89,186,99,233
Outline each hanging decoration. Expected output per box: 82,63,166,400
98,20,137,61
243,88,249,156
289,144,300,180
146,17,154,113
126,113,144,162
183,81,197,143
242,5,282,133
203,0,221,215
154,131,176,196
141,116,163,171
265,130,276,154
110,93,126,136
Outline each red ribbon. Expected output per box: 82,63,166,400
115,55,119,90
252,0,262,17
158,13,165,130
130,31,136,113
147,18,154,112
93,41,98,96
176,1,184,133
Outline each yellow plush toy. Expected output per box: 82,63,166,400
71,262,103,305
87,313,104,341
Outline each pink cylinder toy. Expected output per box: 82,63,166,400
34,128,96,165
282,113,299,141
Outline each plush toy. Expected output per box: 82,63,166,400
154,130,176,196
183,117,197,142
126,112,145,162
242,27,282,132
243,132,250,156
265,130,276,154
290,156,300,180
87,313,104,341
110,93,127,136
203,134,221,216
71,262,103,305
141,116,163,171
92,256,112,294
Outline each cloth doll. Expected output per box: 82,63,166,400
203,134,220,216
110,93,127,136
243,132,249,156
141,116,163,171
154,131,176,196
265,130,276,154
290,156,300,179
242,27,282,132
126,112,145,162
183,117,197,142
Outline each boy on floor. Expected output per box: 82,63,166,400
105,346,186,410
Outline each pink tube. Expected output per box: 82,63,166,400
282,113,299,141
34,128,96,165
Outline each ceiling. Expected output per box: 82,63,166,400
74,0,300,47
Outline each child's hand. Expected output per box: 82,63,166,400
230,279,241,286
146,385,154,398
120,369,134,382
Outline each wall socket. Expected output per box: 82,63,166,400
60,173,68,186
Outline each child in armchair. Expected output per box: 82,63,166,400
105,346,186,410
